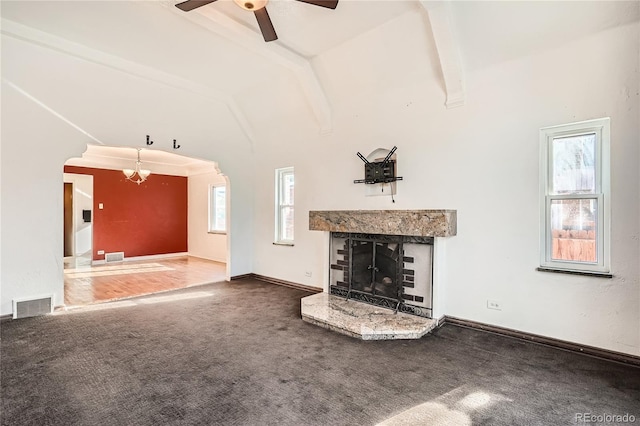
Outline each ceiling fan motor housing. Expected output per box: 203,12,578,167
234,0,267,10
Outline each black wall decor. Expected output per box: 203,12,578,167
146,134,181,149
354,146,403,184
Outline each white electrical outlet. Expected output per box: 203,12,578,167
305,271,312,278
487,300,502,311
97,250,105,255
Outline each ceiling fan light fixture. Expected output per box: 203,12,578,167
234,0,267,11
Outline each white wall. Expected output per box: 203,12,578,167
188,170,228,263
1,85,88,313
246,20,640,356
63,173,93,256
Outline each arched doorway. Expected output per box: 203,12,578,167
62,144,230,307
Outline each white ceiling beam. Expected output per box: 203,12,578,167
165,5,333,133
419,1,465,108
1,18,256,146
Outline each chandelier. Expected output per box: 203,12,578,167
122,148,151,185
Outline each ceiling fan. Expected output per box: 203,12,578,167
175,0,338,42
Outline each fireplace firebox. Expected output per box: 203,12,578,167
330,232,434,318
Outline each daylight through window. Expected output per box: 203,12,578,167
275,167,294,244
539,118,610,273
209,185,226,233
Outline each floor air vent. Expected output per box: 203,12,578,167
13,296,53,319
105,252,125,263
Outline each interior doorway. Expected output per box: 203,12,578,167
62,144,230,307
63,183,73,257
63,173,94,270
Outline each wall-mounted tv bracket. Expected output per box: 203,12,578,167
353,146,403,185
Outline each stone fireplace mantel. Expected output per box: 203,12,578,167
309,210,457,237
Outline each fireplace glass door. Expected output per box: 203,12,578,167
351,240,400,300
329,232,434,318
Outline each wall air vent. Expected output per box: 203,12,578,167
12,295,53,319
105,252,125,263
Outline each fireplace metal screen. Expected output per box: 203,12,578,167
329,232,433,318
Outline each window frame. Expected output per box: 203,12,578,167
275,167,294,245
539,117,610,274
208,184,226,234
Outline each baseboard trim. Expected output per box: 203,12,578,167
254,274,323,293
441,316,640,368
186,253,226,264
230,273,254,281
92,252,189,265
231,273,322,294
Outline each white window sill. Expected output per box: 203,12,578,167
536,267,612,278
273,242,294,247
208,231,227,235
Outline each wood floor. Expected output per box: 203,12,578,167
63,256,226,306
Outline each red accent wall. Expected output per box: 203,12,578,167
64,166,188,260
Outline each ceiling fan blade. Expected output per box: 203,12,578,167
295,0,338,10
175,0,218,12
254,8,278,42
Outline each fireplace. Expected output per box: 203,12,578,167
304,209,456,339
330,233,433,318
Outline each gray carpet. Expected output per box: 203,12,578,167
1,279,639,425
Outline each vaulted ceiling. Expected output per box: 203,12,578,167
2,1,638,148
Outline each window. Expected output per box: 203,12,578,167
209,185,226,233
275,167,294,244
539,118,610,274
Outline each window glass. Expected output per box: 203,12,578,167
552,133,596,194
280,206,294,241
550,199,597,263
210,185,226,232
282,172,294,206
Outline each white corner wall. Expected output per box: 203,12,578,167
247,21,640,356
1,85,89,313
188,170,228,263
